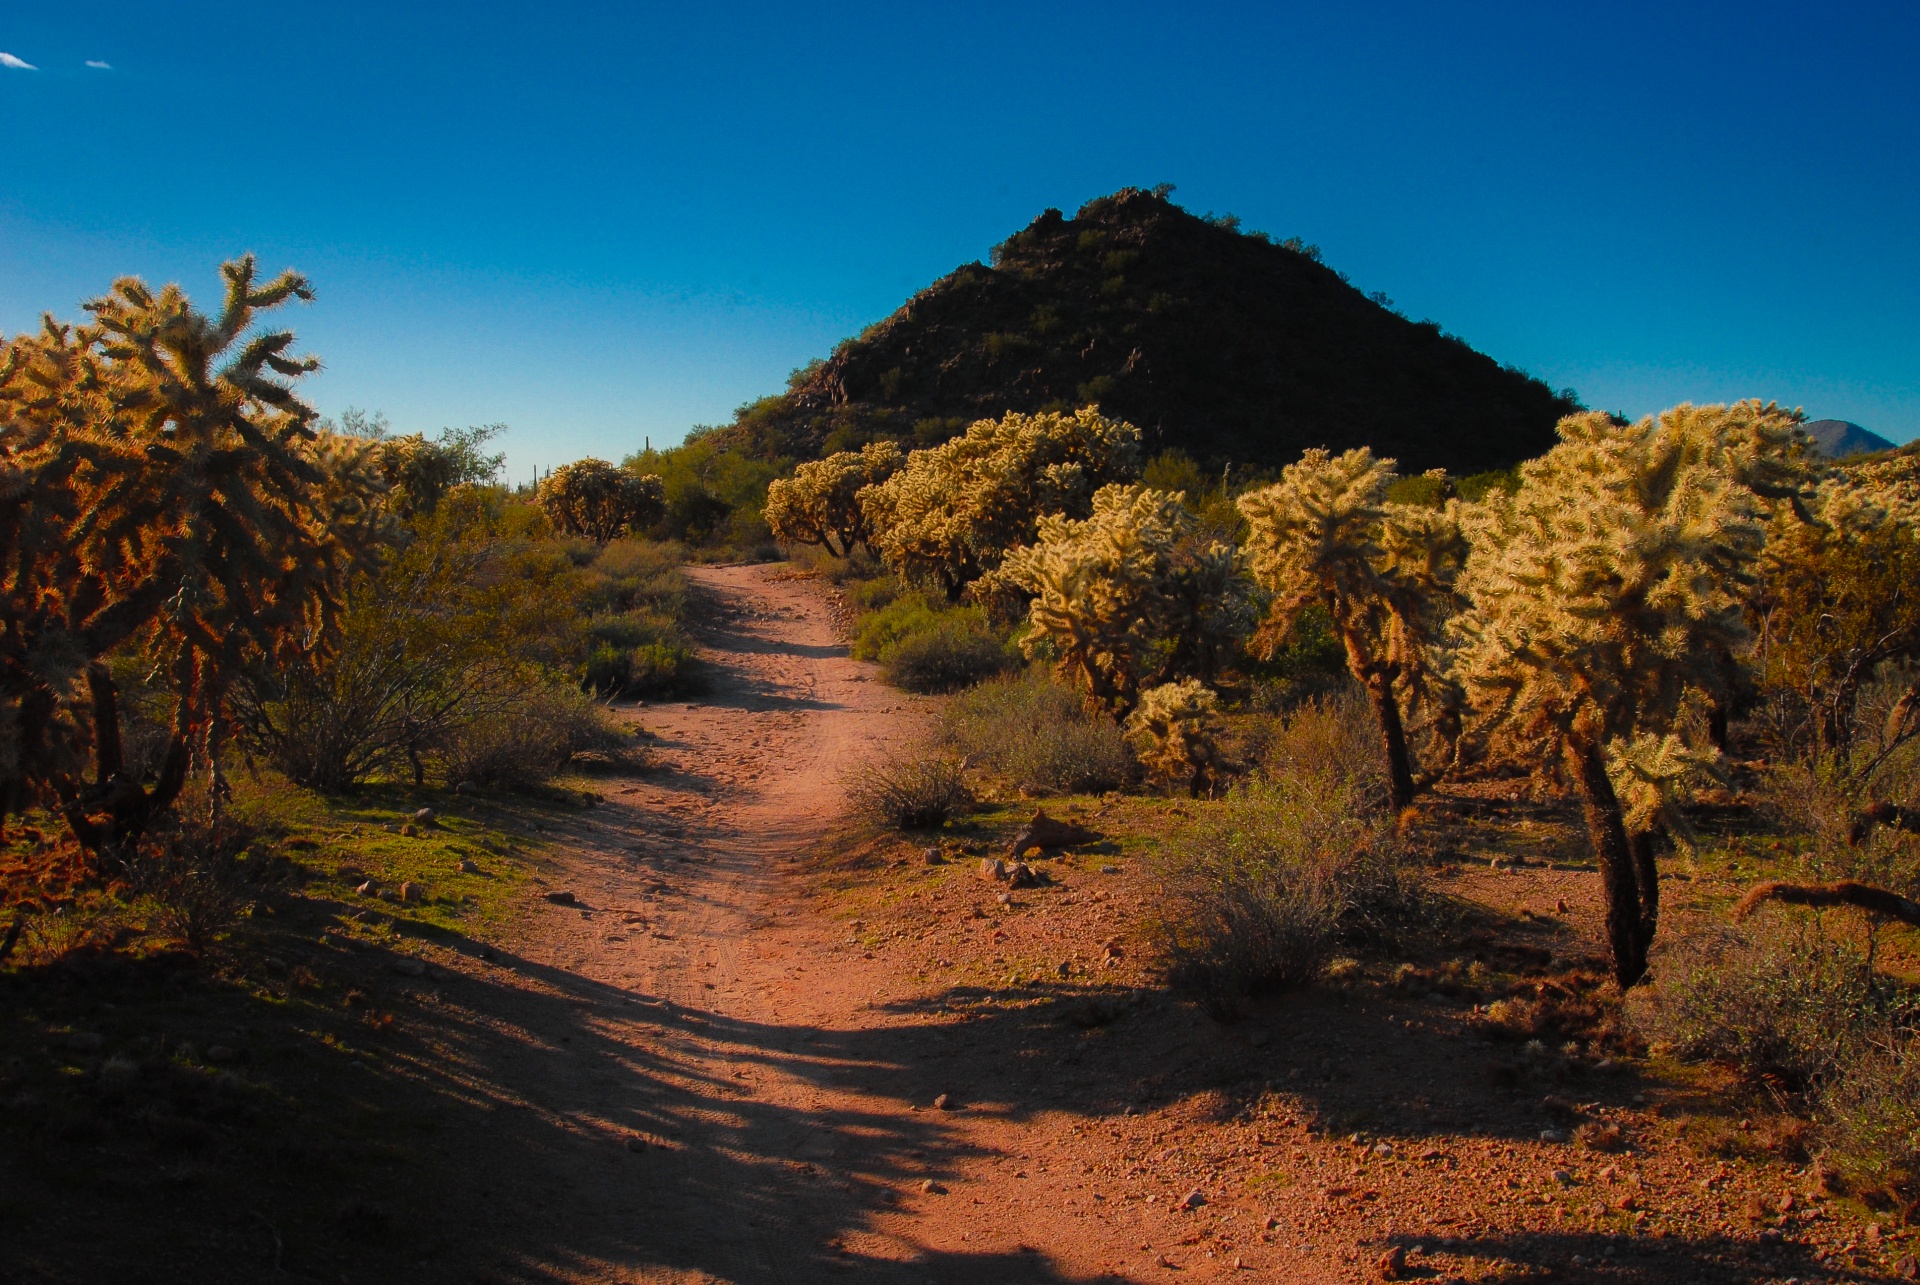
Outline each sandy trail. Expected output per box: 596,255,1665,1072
468,565,1136,1284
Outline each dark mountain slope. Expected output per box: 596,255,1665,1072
713,188,1578,474
1805,419,1896,458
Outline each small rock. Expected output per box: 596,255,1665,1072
1868,1223,1884,1244
454,780,474,794
1895,1252,1917,1279
1555,897,1569,913
920,1178,947,1194
923,847,945,865
400,823,421,837
932,1093,956,1110
65,1032,104,1053
544,890,579,906
390,959,427,977
1006,862,1039,889
356,879,378,896
1248,1029,1269,1047
1372,1142,1394,1158
458,859,482,874
1264,1215,1281,1230
413,807,436,825
1540,1129,1568,1144
1375,1245,1408,1280
624,1135,647,1152
1100,864,1120,875
978,857,1008,882
205,1045,239,1065
1179,1189,1207,1210
399,881,424,902
1551,1169,1575,1185
1056,960,1072,977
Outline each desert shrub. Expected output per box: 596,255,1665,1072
1125,679,1227,797
879,619,1013,693
1151,772,1415,1016
127,815,258,955
582,539,689,616
944,671,1131,794
582,611,701,699
1647,922,1892,1089
1259,686,1391,809
848,754,973,830
845,575,903,612
850,595,947,661
438,684,629,790
1821,1034,1920,1202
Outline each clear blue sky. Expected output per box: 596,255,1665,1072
3,1,1915,477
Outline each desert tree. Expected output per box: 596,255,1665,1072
764,440,901,556
1236,449,1467,811
987,484,1255,717
1454,402,1803,987
538,459,667,542
859,406,1140,598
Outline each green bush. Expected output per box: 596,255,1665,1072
582,611,701,699
1150,769,1416,1017
943,671,1131,794
879,619,1012,693
1821,1035,1920,1202
439,684,629,790
850,594,947,661
1647,922,1892,1089
848,754,973,830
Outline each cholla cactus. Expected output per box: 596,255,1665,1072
1454,401,1802,986
764,440,900,556
537,459,666,542
1125,679,1226,797
989,484,1256,716
858,406,1140,597
1236,448,1466,809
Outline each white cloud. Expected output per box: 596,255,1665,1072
0,52,37,70
85,59,112,70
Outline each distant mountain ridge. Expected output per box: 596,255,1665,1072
1805,419,1896,458
709,188,1579,475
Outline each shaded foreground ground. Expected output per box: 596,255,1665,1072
3,565,1912,1283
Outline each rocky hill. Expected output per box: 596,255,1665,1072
714,188,1579,474
1805,418,1896,458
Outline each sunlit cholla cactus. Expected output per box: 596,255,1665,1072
1453,401,1803,987
1125,679,1227,798
1236,448,1467,810
764,440,901,556
537,459,666,542
858,406,1141,598
987,484,1256,717
2,257,387,851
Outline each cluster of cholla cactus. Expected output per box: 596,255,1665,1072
986,483,1255,717
856,406,1141,598
764,440,901,556
1,257,387,855
537,458,666,542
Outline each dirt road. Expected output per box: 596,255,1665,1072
451,564,1153,1284
419,565,1854,1285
